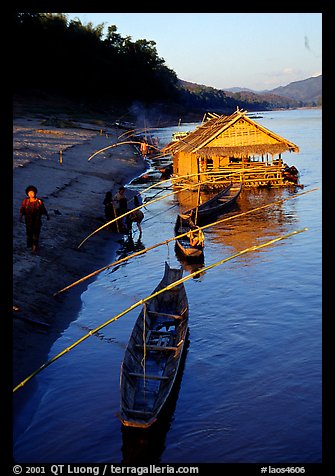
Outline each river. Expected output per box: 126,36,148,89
13,108,322,465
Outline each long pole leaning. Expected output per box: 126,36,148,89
117,126,162,140
77,176,217,249
80,170,233,250
131,170,223,198
14,227,308,393
87,141,161,162
54,187,318,297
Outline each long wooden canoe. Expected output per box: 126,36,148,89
194,182,242,224
119,262,189,429
178,181,242,226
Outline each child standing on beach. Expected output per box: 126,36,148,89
20,185,49,253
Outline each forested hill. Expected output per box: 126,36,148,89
13,13,320,123
265,75,322,105
183,75,322,109
13,13,179,104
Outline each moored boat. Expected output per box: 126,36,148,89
180,181,242,225
174,213,205,262
174,183,205,262
119,262,189,429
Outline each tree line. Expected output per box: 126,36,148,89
13,13,302,115
13,13,180,102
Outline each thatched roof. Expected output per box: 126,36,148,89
162,109,299,157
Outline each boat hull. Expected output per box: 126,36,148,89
175,239,204,261
196,182,242,224
119,262,189,429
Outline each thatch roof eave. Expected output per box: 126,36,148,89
192,143,299,157
161,110,300,157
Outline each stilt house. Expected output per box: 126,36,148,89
162,109,300,188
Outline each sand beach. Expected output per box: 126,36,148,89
12,112,148,387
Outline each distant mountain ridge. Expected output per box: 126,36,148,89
263,75,322,104
180,74,322,110
224,87,255,93
223,75,322,106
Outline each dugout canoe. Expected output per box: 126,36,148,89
119,262,189,429
195,182,242,224
178,181,242,226
174,213,205,262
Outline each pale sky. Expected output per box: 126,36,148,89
65,12,322,91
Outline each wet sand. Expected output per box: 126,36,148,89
12,114,147,387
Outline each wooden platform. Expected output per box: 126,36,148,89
173,163,299,189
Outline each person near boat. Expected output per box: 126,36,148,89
140,141,148,157
19,185,49,254
103,191,117,231
113,186,130,232
187,225,204,249
103,191,115,220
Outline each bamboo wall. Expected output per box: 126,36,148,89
207,118,279,148
174,152,198,177
171,115,298,188
173,163,292,188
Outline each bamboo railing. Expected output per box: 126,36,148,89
173,163,296,188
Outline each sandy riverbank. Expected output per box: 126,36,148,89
12,113,148,387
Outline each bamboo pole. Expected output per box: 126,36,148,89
87,141,161,162
118,123,173,140
194,182,201,225
77,178,217,249
112,203,119,233
130,176,175,196
132,170,216,198
54,187,318,297
77,171,217,249
14,227,308,393
118,128,138,140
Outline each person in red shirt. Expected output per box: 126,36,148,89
19,185,49,253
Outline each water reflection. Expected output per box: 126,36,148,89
174,186,219,213
121,336,190,464
12,111,321,464
174,252,206,279
118,235,146,254
176,187,298,254
110,235,145,273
